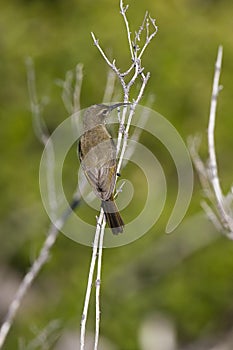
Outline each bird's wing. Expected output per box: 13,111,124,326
79,136,117,201
83,155,116,201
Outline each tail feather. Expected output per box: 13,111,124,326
101,198,124,234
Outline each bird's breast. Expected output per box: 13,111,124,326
79,125,116,169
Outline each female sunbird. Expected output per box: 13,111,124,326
78,103,127,234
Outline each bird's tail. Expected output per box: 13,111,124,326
101,196,124,234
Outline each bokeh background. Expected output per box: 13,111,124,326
1,0,233,349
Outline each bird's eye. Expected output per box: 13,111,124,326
103,109,108,116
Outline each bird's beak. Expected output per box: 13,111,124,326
109,102,131,111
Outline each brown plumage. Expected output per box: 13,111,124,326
78,104,125,234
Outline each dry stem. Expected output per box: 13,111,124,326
189,46,233,238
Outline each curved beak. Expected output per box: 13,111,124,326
109,102,131,111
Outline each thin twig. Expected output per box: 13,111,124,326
0,58,84,348
116,105,129,155
208,46,223,201
74,63,84,114
61,70,75,115
25,57,50,145
72,64,84,139
135,11,148,42
80,209,104,350
115,181,126,197
123,94,154,167
85,4,157,349
102,69,116,103
0,185,81,349
26,57,59,215
188,135,214,201
20,319,61,350
200,201,223,232
94,219,106,350
117,72,150,174
138,15,158,60
189,45,233,237
207,46,233,233
207,46,229,226
91,32,127,92
120,0,134,61
60,63,84,116
0,215,68,348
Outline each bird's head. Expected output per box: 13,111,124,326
83,103,130,130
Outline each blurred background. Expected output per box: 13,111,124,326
0,0,233,349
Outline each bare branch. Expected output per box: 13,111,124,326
0,59,83,348
94,219,106,350
201,201,223,232
71,64,84,137
189,45,233,237
134,11,148,42
207,46,233,234
25,57,50,145
120,0,134,60
207,47,227,219
26,59,59,218
208,46,223,197
60,63,84,116
91,33,117,71
120,63,135,77
115,181,126,197
80,209,105,350
117,72,150,174
20,319,61,350
91,32,127,92
61,70,75,115
188,135,214,200
102,69,116,103
84,4,157,349
123,94,155,167
116,105,129,155
73,63,84,113
0,218,62,348
138,15,158,60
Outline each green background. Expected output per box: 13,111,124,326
1,0,233,348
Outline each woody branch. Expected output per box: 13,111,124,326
188,45,233,238
0,59,84,349
80,1,157,350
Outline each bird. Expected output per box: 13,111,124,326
78,103,128,234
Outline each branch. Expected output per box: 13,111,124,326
123,94,155,168
25,57,50,146
188,135,214,201
138,15,158,60
189,45,233,238
80,209,105,350
0,59,83,349
207,46,230,226
200,200,223,232
94,218,106,350
82,3,157,349
117,72,150,174
19,317,61,349
102,69,117,103
120,0,134,60
0,212,75,349
74,63,84,113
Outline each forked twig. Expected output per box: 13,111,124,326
81,1,157,349
80,210,105,350
0,2,157,348
0,59,82,349
189,46,233,238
